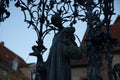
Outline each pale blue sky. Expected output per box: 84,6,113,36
0,1,120,63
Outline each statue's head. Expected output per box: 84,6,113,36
51,13,64,31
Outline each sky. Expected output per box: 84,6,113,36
0,1,120,63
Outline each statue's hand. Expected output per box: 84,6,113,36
64,43,83,59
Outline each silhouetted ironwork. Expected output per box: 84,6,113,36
12,0,116,80
82,0,115,80
0,0,11,22
14,0,84,79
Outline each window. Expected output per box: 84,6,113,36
12,58,19,71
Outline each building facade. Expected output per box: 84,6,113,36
0,42,35,80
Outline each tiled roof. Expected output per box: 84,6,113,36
0,43,28,70
110,16,120,44
114,15,120,23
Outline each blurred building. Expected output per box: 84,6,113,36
71,15,120,80
0,42,36,80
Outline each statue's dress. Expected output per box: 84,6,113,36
47,27,82,80
47,30,71,80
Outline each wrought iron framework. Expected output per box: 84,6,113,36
1,0,117,80
0,0,11,22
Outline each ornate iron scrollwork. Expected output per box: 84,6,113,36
13,0,116,80
0,0,11,22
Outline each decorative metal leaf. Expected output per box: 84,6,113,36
20,6,27,11
81,18,86,22
5,0,9,7
27,0,34,5
15,1,20,7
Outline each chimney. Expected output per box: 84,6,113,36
1,41,5,46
